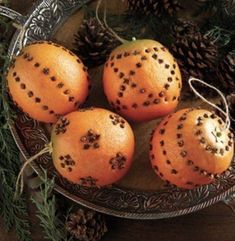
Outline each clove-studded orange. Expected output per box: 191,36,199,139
103,39,182,122
52,107,135,187
150,108,234,189
7,41,90,123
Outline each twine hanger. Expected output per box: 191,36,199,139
96,0,127,44
14,143,53,199
188,77,231,131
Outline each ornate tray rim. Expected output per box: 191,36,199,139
1,0,235,219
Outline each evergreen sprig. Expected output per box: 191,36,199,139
0,128,31,241
0,4,32,241
32,169,72,241
183,0,235,64
205,26,235,48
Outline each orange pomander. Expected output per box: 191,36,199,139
150,108,234,189
7,41,90,123
52,108,135,187
103,39,182,122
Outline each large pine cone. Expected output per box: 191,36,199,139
74,17,119,68
127,0,182,17
217,52,235,94
65,208,107,241
171,33,218,81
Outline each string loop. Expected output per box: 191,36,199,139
14,143,52,200
96,0,127,44
188,77,230,131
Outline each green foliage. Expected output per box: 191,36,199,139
205,26,234,46
196,0,235,43
195,0,235,52
0,66,32,240
0,166,31,241
0,2,31,240
32,170,72,241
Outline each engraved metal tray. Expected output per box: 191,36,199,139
1,0,235,219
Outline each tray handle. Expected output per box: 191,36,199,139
223,192,235,212
0,5,26,25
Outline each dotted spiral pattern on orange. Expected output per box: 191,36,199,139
150,108,234,189
51,108,135,187
7,41,90,123
103,39,182,122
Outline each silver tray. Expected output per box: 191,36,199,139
1,0,235,219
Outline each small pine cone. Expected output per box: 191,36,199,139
65,208,107,241
127,0,182,17
217,52,235,94
171,19,200,40
171,33,218,81
74,17,119,68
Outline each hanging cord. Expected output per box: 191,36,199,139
95,0,103,29
14,143,52,199
188,77,231,131
96,0,127,44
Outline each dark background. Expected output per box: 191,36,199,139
0,1,235,240
1,198,235,241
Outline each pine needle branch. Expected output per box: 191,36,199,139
0,126,32,241
0,2,31,240
32,169,72,241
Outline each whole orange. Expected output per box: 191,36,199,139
150,108,234,189
103,39,182,122
52,108,135,187
7,41,90,123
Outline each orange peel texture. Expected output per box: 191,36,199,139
103,39,182,122
7,41,90,123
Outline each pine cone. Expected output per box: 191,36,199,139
217,52,235,94
127,0,182,17
65,208,107,241
171,33,218,81
172,19,200,40
73,17,119,68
